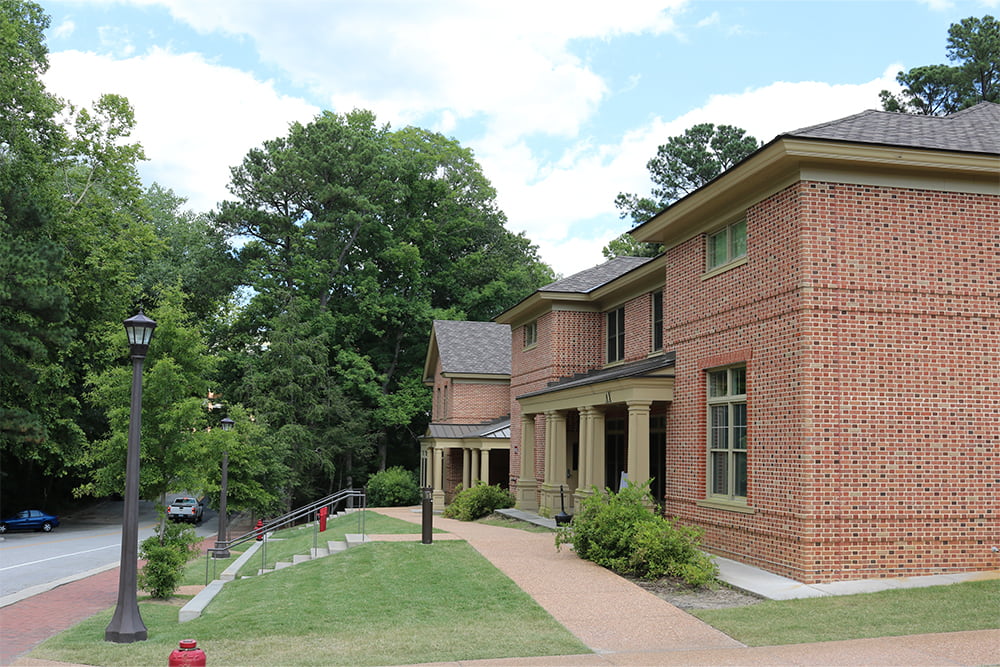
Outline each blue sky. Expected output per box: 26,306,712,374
40,0,998,276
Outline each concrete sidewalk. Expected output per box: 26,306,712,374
374,506,1000,667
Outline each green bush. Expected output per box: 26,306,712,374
138,521,200,599
555,482,717,587
366,466,421,507
443,482,515,521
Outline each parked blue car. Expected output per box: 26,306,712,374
0,509,60,533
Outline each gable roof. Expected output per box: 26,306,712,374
423,320,510,383
538,256,656,294
784,102,1000,155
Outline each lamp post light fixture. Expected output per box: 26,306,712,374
105,311,156,643
214,417,234,558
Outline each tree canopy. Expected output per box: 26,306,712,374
605,123,760,258
881,15,999,115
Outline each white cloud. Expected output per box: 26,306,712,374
51,19,75,40
44,48,319,212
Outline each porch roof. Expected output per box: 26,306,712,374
516,353,675,413
424,417,511,440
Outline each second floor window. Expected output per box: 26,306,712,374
524,320,537,348
651,290,663,352
607,307,625,363
707,218,747,271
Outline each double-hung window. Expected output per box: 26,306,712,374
707,366,747,501
651,290,663,352
707,219,747,271
524,320,537,349
606,307,625,363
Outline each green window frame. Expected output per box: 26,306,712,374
524,320,537,348
707,366,747,501
606,307,625,363
651,290,663,352
707,219,747,271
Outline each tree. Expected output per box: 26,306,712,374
215,110,553,496
77,289,216,512
881,15,999,115
606,124,760,258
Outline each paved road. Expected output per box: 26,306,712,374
0,500,218,604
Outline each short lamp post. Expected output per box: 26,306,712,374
213,417,234,558
105,311,156,643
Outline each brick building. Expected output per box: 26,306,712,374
425,103,999,583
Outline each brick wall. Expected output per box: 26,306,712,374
663,181,1000,582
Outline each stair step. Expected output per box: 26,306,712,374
311,547,329,558
274,561,292,570
328,541,348,552
292,554,310,564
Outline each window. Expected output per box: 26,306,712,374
524,320,537,348
707,219,747,271
651,290,663,352
707,366,747,501
606,307,625,363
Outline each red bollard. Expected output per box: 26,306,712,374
168,639,206,666
319,506,328,532
255,519,263,541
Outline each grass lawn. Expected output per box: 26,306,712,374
31,540,589,666
692,579,1000,646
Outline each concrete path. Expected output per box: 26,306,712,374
373,507,1000,667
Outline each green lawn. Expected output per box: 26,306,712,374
692,579,1000,646
31,540,589,667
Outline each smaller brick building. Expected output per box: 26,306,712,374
420,320,512,505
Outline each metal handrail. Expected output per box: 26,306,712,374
204,488,366,581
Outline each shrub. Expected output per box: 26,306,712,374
443,482,515,521
366,466,422,507
138,521,200,599
555,482,717,587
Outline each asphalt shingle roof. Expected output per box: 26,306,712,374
539,256,656,294
433,320,511,375
785,101,1000,155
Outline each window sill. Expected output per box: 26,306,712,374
696,498,756,514
523,343,537,352
701,255,747,281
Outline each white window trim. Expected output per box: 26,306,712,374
704,218,747,275
706,365,748,503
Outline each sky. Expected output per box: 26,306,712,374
39,0,999,277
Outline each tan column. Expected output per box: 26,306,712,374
462,448,471,489
626,400,652,488
432,447,446,505
576,407,596,504
516,413,538,510
541,411,567,515
480,448,490,485
470,448,481,485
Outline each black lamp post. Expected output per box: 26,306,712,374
105,311,156,643
214,417,234,558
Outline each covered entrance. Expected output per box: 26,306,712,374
513,355,675,515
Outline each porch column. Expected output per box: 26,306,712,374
462,448,471,489
470,448,481,485
480,448,490,485
576,407,597,505
516,413,538,510
626,400,652,488
541,411,567,515
432,446,446,506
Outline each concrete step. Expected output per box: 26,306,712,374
345,533,370,548
292,554,310,564
310,547,329,558
328,540,348,553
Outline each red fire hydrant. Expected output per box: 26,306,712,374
168,639,206,666
255,519,263,541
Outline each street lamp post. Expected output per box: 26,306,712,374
105,311,156,643
214,417,234,558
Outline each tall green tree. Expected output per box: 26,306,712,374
881,15,999,115
78,289,217,508
606,123,760,258
216,110,553,494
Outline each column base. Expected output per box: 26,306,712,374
514,478,538,511
212,541,230,559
